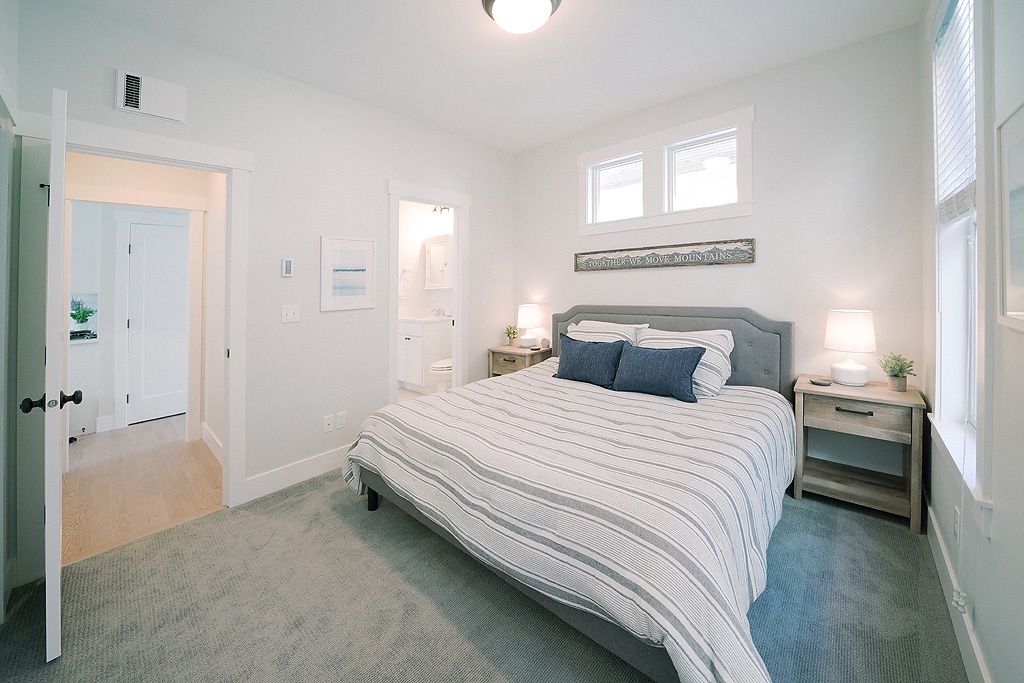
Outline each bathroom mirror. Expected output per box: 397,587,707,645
424,235,452,289
1000,104,1024,332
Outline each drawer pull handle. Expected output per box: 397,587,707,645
836,405,874,417
502,357,516,363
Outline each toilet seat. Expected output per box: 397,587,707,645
430,358,453,373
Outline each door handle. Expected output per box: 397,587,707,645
60,390,83,410
20,393,46,414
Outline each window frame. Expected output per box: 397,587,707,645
577,107,754,236
588,152,644,224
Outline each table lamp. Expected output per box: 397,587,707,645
823,309,876,386
517,304,541,348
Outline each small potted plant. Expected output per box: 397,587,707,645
878,353,915,392
504,325,519,346
70,298,97,332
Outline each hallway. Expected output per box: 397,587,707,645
61,415,223,565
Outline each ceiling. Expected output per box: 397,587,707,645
63,0,926,153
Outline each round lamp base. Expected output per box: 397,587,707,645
830,359,869,386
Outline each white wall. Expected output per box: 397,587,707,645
15,2,515,498
0,0,17,121
514,27,923,470
925,1,1024,680
203,173,227,458
67,201,102,435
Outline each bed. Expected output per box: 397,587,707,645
345,305,795,683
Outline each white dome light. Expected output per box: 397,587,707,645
485,0,560,35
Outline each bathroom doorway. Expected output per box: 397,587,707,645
387,182,471,405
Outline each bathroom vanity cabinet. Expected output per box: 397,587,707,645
397,318,452,389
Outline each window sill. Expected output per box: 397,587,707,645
928,414,994,536
929,416,976,488
579,201,753,236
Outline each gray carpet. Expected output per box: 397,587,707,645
1,470,968,683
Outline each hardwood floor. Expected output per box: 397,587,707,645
61,415,223,566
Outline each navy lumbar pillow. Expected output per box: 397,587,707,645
612,344,706,403
553,334,626,389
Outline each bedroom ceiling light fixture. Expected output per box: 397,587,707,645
483,0,561,35
824,309,876,386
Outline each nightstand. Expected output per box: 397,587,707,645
488,345,552,377
793,375,926,533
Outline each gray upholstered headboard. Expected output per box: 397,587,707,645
551,305,795,402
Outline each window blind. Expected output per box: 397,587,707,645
934,0,975,223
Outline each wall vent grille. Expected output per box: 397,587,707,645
123,73,142,109
114,69,186,123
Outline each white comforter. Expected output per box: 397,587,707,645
345,358,795,683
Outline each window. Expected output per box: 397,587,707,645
590,153,643,223
668,128,738,212
932,0,978,465
578,107,753,235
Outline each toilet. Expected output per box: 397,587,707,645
429,358,453,393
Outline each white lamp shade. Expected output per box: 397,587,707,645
490,0,554,34
823,309,876,353
517,303,541,330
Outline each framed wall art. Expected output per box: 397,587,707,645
321,237,375,311
999,104,1024,332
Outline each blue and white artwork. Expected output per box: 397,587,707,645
321,237,375,311
332,251,368,297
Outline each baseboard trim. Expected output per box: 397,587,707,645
96,415,115,433
202,423,224,465
235,444,351,505
926,504,993,683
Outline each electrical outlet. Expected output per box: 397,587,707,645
953,506,961,544
282,305,300,323
322,414,334,433
336,411,346,429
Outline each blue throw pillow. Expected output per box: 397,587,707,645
612,344,706,403
553,334,625,389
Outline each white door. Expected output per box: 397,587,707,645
43,88,69,662
127,222,189,424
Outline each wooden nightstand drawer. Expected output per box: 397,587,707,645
491,352,530,374
803,393,913,444
488,346,552,377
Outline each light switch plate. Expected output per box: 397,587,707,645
281,305,300,323
282,258,294,277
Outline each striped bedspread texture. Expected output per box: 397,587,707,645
345,358,796,683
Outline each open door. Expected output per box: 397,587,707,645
42,88,71,661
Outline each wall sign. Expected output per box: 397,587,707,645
574,238,755,272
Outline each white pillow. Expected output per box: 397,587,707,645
636,328,734,397
566,320,649,345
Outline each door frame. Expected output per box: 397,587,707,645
386,180,471,404
16,112,252,507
